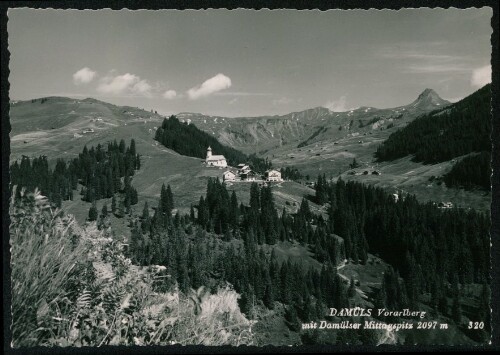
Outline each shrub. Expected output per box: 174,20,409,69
9,188,254,347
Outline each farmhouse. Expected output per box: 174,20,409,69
438,202,453,209
265,169,282,182
223,170,237,182
205,146,227,168
237,164,251,174
241,171,258,181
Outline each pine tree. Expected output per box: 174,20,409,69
263,283,275,309
348,276,356,298
130,138,136,156
166,185,174,213
119,139,126,153
101,204,108,218
190,204,196,221
111,195,116,213
88,203,98,221
229,191,239,228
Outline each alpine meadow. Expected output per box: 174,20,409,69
6,7,494,349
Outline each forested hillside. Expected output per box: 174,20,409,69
314,175,490,340
10,139,140,210
129,178,348,326
443,152,491,190
155,116,271,172
375,84,491,164
125,173,490,343
314,175,490,285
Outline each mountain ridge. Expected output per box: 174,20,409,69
177,88,449,120
182,88,451,155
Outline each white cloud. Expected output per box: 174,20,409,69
96,73,152,97
187,73,232,100
163,89,177,100
471,65,491,88
97,73,139,94
73,67,97,85
132,79,153,96
324,95,348,112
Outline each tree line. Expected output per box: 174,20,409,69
128,178,349,325
314,174,490,312
10,139,140,209
155,115,271,172
443,152,491,190
280,166,303,181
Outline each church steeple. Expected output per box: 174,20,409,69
206,146,212,159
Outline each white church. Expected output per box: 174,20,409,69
205,146,227,168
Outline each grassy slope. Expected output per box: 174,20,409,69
10,98,322,224
269,124,491,211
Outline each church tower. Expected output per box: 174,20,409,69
206,146,212,159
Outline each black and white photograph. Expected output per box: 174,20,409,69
3,3,497,350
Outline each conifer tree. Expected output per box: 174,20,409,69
101,204,108,218
190,204,196,221
348,276,356,298
111,195,116,213
88,203,98,221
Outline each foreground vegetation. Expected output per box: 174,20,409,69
10,188,254,347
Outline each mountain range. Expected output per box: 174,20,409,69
177,89,450,156
9,87,491,220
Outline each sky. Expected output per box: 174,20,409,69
8,8,493,117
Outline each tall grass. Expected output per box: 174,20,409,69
10,188,90,346
10,187,254,347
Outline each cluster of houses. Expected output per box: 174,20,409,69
204,146,283,183
437,201,454,209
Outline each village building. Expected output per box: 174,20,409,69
205,146,227,168
265,169,282,182
437,201,453,209
241,171,258,181
223,170,237,182
237,164,251,174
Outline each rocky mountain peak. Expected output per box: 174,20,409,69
410,88,450,109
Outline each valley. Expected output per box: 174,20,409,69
178,89,491,211
8,86,492,347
